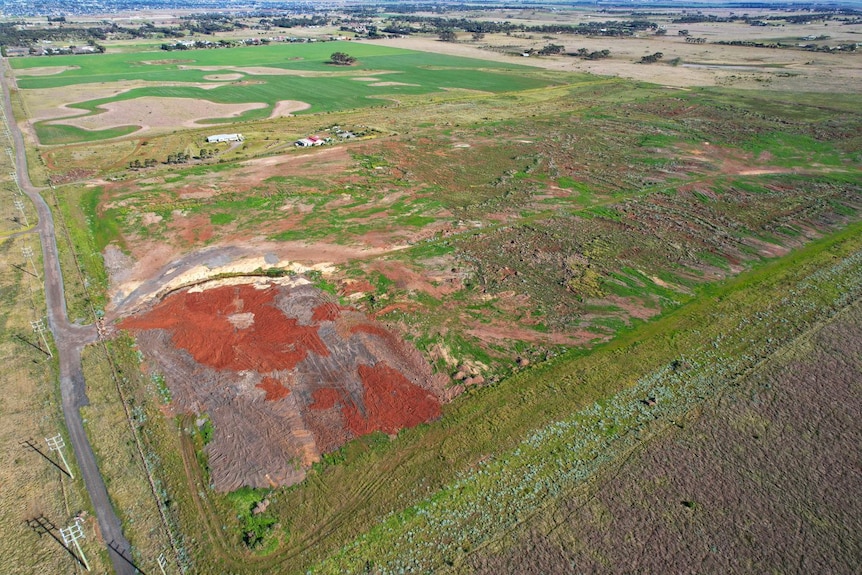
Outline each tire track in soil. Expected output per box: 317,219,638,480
176,413,425,574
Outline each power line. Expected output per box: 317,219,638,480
45,434,73,478
13,197,28,227
31,318,52,358
21,244,39,281
59,518,90,572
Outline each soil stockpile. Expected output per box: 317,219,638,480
120,280,446,491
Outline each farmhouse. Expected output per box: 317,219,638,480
295,136,327,147
206,133,243,144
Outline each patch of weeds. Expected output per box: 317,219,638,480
697,251,731,271
306,270,338,294
198,415,214,445
579,206,622,222
151,372,171,404
210,212,236,225
828,199,856,217
399,214,436,227
81,186,123,251
226,487,280,550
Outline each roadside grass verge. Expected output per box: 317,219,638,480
81,335,191,574
48,185,108,321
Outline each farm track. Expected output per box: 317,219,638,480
176,408,426,572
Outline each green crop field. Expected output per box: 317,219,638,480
11,42,559,144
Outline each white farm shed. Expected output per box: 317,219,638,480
206,133,244,144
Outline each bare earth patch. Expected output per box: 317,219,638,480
270,100,312,118
49,96,267,132
13,65,79,76
179,65,397,78
120,281,447,491
202,73,244,81
22,80,226,122
369,81,420,87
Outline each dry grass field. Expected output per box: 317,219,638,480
367,8,862,94
0,143,111,574
466,297,862,574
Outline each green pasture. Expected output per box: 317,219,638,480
12,42,559,144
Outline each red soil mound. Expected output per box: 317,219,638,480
345,363,441,435
256,376,291,401
311,302,351,322
310,387,341,410
120,284,329,372
340,279,375,295
121,281,448,490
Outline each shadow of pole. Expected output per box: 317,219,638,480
12,332,51,356
108,539,148,574
20,439,71,478
25,516,88,570
10,261,38,278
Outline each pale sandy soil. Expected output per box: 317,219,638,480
178,64,396,77
270,99,311,118
23,80,225,121
49,96,266,132
13,65,79,76
369,81,419,87
106,240,395,317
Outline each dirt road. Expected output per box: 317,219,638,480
0,59,137,575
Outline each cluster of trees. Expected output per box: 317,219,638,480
160,39,250,51
716,39,857,52
180,14,245,35
264,16,330,28
685,37,708,44
128,149,218,170
328,52,356,65
166,152,191,165
519,45,610,59
391,15,657,38
671,9,859,25
438,30,457,42
538,44,565,55
574,48,611,60
0,12,263,49
127,158,158,170
639,52,664,64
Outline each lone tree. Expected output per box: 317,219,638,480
438,29,457,42
328,52,356,65
538,43,564,55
